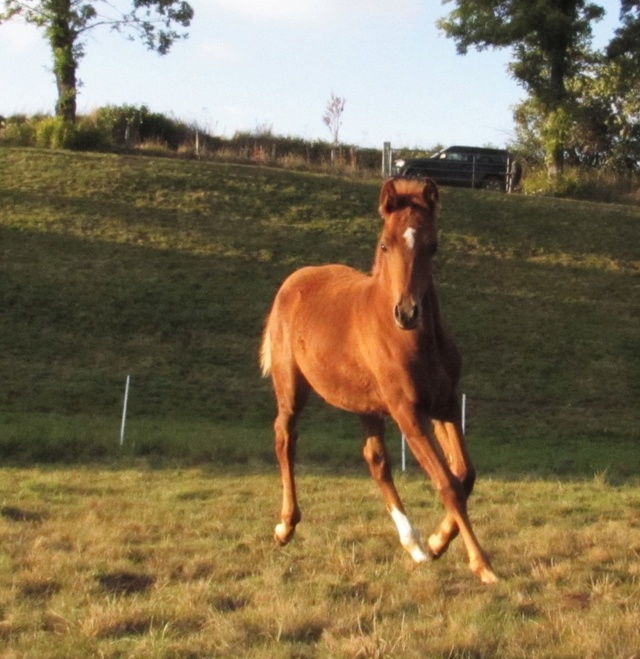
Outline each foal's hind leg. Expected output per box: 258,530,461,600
272,369,310,545
360,414,431,563
427,420,476,558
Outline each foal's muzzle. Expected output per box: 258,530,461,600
394,299,420,330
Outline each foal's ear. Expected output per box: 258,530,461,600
422,178,440,209
378,178,400,216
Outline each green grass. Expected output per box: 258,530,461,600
1,146,639,480
0,467,639,657
1,146,639,655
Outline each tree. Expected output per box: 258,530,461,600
438,0,604,176
322,92,346,164
512,51,640,172
601,1,640,167
0,0,194,123
607,0,640,61
570,52,640,169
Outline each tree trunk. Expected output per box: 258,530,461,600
546,59,566,178
54,51,77,123
544,6,573,178
546,143,564,179
49,0,78,122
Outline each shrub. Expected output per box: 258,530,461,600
30,116,110,151
521,165,639,203
3,115,37,146
34,117,71,149
139,110,189,150
67,118,111,151
91,105,190,150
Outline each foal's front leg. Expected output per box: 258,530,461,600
393,406,497,584
360,414,431,563
427,419,476,558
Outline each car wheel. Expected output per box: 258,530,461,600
481,177,505,192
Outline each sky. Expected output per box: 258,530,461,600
0,0,624,150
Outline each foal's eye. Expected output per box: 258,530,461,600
380,243,388,252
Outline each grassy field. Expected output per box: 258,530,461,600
0,146,639,655
0,467,639,657
1,146,638,477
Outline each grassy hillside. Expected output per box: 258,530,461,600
0,147,638,477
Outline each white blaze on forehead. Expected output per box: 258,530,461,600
403,227,416,250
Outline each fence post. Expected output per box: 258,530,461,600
382,142,392,178
119,375,131,447
462,392,467,435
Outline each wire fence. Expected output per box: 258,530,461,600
3,370,628,421
1,369,634,475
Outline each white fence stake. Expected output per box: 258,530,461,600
462,392,467,435
119,375,131,447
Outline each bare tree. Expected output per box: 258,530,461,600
322,92,346,164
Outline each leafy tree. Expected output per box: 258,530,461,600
438,0,604,175
512,50,640,171
602,1,640,167
0,0,194,123
607,0,640,61
572,53,640,169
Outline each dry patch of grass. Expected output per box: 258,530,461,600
0,466,638,657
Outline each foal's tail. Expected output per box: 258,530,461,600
259,319,272,378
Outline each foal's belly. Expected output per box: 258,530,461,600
295,328,457,421
301,357,388,416
293,325,388,416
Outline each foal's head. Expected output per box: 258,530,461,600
376,178,440,330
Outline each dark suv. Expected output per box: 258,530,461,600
393,146,520,192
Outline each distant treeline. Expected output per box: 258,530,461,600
2,105,638,202
0,105,395,173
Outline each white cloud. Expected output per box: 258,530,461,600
197,40,239,63
208,0,420,24
343,0,422,15
209,0,331,23
0,20,41,51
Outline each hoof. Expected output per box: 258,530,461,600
409,544,434,563
474,564,499,584
427,533,448,560
274,522,294,545
390,507,432,564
